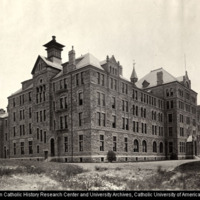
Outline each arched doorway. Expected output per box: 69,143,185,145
50,138,55,156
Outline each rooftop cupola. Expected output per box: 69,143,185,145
130,60,138,83
43,36,65,64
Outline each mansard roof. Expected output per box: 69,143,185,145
136,68,185,89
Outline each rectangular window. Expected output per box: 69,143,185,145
76,74,79,86
124,137,128,152
60,79,63,89
97,72,100,84
64,78,67,89
126,118,129,130
145,124,147,134
79,113,83,126
13,127,16,137
13,143,16,155
64,115,68,129
168,114,173,123
97,92,100,105
37,128,39,140
29,123,32,134
81,72,84,84
40,111,42,122
101,74,104,86
29,92,32,102
133,121,135,132
23,125,25,135
100,135,104,151
125,101,128,112
37,145,39,153
60,116,63,129
122,117,125,129
29,107,32,118
113,136,117,151
102,113,106,127
136,122,139,132
169,127,173,137
13,112,16,122
97,112,101,126
114,79,117,90
40,130,43,142
21,142,24,155
79,135,83,152
101,93,105,106
60,98,63,109
65,97,67,109
122,100,125,111
110,78,113,89
29,141,33,154
152,125,154,135
13,98,15,107
122,82,125,93
64,137,68,152
44,131,46,143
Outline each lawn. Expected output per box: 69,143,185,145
0,159,199,190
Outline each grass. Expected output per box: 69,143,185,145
1,159,200,190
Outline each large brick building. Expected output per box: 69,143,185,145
1,36,200,162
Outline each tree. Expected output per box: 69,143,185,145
107,151,116,162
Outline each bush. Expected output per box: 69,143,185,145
95,166,108,171
107,151,116,163
170,153,178,160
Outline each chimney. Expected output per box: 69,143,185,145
68,46,75,65
63,46,76,74
157,71,163,85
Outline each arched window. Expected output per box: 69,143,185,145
153,141,157,152
160,142,163,153
142,140,147,152
134,139,139,152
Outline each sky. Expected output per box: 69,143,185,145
1,0,200,110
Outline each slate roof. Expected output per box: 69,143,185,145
136,68,183,89
76,53,103,69
40,56,62,71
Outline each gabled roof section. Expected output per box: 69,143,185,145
136,68,179,89
31,55,62,75
76,53,103,69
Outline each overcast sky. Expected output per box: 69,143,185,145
1,0,200,110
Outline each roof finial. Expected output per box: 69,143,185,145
52,36,56,41
133,59,136,67
184,54,187,73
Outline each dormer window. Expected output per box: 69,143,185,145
142,80,150,88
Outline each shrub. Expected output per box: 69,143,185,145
95,166,108,171
170,153,178,160
107,151,116,163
